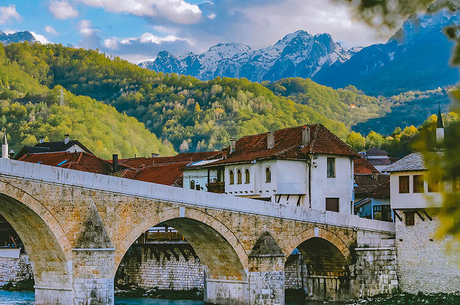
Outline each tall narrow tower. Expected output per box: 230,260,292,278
436,103,444,144
2,132,8,159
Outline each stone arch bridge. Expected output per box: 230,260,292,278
0,159,396,305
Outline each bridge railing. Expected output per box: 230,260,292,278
0,158,394,234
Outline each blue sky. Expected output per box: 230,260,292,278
1,0,393,63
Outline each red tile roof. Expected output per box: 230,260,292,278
116,151,221,168
354,157,379,174
354,174,390,199
119,162,191,186
18,152,114,175
114,151,222,186
191,124,358,168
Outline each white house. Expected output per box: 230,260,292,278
384,112,460,294
183,124,359,214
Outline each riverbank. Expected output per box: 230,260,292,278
115,285,203,300
348,293,460,305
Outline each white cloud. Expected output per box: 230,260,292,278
153,25,178,35
49,0,79,20
30,32,51,44
77,0,202,24
45,25,59,35
78,19,95,36
0,5,21,25
103,38,118,49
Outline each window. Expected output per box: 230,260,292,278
327,158,335,178
405,211,415,226
196,184,201,191
265,167,271,183
245,169,250,184
237,169,242,184
326,198,339,212
413,175,424,193
428,177,440,193
399,176,409,193
229,170,234,185
190,180,195,190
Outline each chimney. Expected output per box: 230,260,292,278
436,103,444,144
64,134,70,145
302,126,311,146
151,153,160,158
2,133,8,159
230,137,236,154
112,154,119,172
267,131,275,149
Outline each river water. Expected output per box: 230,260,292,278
0,290,340,305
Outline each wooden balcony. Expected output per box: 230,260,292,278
207,181,225,193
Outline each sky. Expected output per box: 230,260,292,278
0,0,397,63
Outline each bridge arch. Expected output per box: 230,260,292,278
0,181,73,302
284,227,350,260
115,206,247,280
283,227,352,302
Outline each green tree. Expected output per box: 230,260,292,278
346,131,366,152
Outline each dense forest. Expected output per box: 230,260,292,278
0,41,454,159
0,43,175,158
0,42,369,153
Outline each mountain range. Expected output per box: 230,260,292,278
141,9,460,96
0,30,36,45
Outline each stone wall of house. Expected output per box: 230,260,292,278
396,211,460,294
0,253,32,285
116,245,204,290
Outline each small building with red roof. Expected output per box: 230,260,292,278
183,124,359,213
18,151,114,175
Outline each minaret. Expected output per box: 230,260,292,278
436,103,444,144
2,133,8,159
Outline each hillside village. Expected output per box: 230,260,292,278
0,109,456,300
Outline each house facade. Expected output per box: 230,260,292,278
385,151,460,294
183,124,358,214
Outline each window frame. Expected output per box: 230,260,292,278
327,158,335,178
265,167,271,183
245,168,250,184
405,211,415,226
229,170,234,185
237,169,242,184
399,176,409,194
325,198,339,212
413,174,424,193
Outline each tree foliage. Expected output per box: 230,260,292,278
0,43,175,159
1,43,350,152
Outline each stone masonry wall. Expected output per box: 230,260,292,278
0,253,32,285
396,211,460,294
117,246,204,290
351,247,398,297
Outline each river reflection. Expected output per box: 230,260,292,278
0,290,342,305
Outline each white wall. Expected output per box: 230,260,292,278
225,163,257,197
390,171,442,209
66,144,86,153
183,169,210,191
311,156,353,214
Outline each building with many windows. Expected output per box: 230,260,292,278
183,124,359,213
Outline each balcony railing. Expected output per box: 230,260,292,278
207,181,225,193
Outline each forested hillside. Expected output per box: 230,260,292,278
0,43,175,158
2,43,351,152
265,78,393,128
